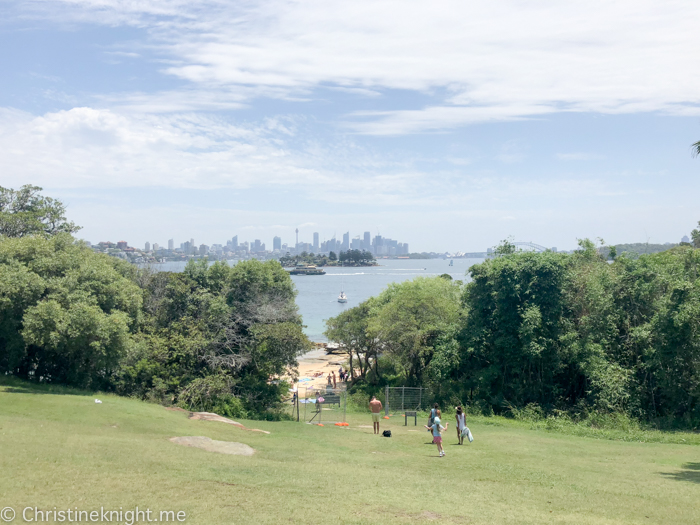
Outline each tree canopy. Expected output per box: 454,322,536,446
0,185,81,238
0,235,310,417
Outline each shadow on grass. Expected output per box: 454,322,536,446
0,376,93,396
661,463,700,484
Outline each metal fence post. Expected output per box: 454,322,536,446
418,387,422,410
385,385,389,415
401,386,405,411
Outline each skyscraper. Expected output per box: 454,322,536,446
313,232,319,252
273,236,282,251
363,231,371,252
168,239,174,250
232,235,238,250
342,232,350,251
144,241,150,252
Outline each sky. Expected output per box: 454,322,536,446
1,0,700,252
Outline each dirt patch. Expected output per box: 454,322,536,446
165,408,271,434
170,436,255,456
189,412,270,434
165,407,189,413
189,411,245,427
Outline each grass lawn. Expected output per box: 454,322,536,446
1,379,699,525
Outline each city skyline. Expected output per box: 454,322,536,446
90,228,412,257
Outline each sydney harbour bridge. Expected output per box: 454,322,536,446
460,241,556,258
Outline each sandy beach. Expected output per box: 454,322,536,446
293,346,347,392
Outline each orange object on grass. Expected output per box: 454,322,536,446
318,424,324,427
383,416,390,419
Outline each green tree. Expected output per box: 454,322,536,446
324,301,379,382
0,185,81,238
0,234,141,388
691,221,700,248
459,250,572,408
369,277,462,385
692,140,700,158
120,259,310,415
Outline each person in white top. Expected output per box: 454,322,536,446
455,406,467,445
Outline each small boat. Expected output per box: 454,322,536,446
449,260,453,266
338,291,347,303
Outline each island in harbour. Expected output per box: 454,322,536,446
280,249,378,268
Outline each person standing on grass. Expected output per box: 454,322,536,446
455,406,466,445
332,371,337,389
369,396,383,435
428,403,439,433
425,410,448,456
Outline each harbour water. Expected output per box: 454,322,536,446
142,257,486,341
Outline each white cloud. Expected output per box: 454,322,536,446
22,0,700,134
0,107,323,190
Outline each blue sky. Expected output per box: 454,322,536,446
1,0,700,252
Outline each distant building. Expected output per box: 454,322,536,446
372,235,383,255
342,232,350,251
117,241,128,250
253,239,262,253
168,239,174,251
363,231,371,251
145,242,150,252
682,235,690,243
199,244,209,255
273,236,282,251
153,243,160,251
232,235,238,250
351,237,361,250
313,232,319,252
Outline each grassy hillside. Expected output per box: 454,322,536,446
1,379,699,525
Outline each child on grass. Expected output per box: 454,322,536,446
425,409,448,457
455,406,466,445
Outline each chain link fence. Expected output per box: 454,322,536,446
289,386,348,424
384,386,427,415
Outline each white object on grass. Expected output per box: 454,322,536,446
94,399,102,404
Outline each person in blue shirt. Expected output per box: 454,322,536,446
425,409,448,456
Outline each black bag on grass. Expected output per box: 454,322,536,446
382,430,392,437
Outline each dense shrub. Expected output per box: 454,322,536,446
0,236,311,416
